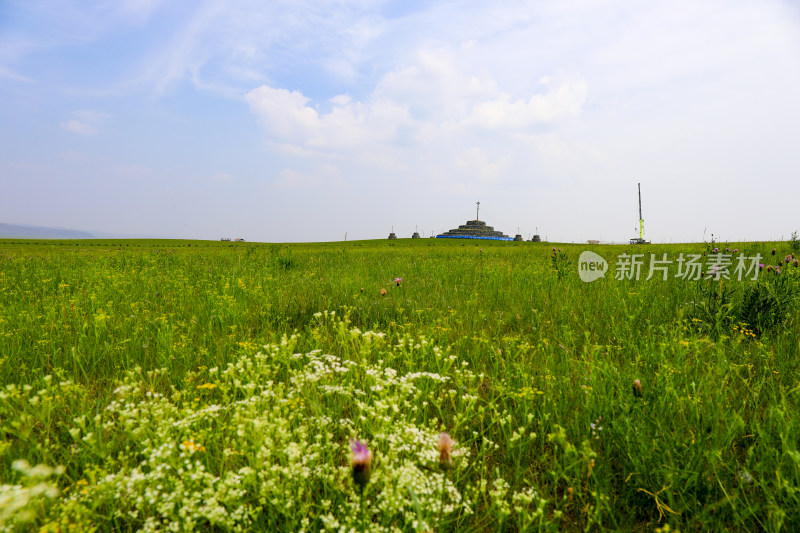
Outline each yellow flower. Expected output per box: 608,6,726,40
197,383,217,390
181,439,206,452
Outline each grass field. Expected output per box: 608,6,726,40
1,238,799,531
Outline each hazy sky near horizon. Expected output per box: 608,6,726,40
1,0,799,243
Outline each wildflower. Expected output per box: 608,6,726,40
438,433,454,471
632,379,643,398
590,417,604,439
712,247,718,253
785,256,791,264
350,438,372,489
759,263,765,269
380,288,387,296
394,277,402,286
733,248,739,253
794,260,799,268
181,439,206,453
725,247,730,252
738,469,754,485
772,248,777,255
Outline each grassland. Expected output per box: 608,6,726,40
0,238,798,531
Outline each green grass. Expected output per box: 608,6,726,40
1,238,799,531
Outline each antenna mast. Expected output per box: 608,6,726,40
638,183,644,241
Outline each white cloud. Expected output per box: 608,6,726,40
246,50,586,152
463,75,587,129
245,48,589,200
60,110,110,135
73,110,111,123
0,66,34,83
61,120,96,135
245,87,322,143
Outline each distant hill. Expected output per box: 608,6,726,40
0,223,95,239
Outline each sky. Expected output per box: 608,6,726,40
1,0,799,243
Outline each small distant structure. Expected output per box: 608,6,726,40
436,202,513,241
514,234,523,241
531,235,541,242
220,238,231,242
388,226,397,239
587,239,599,245
630,183,651,244
412,225,420,239
234,238,245,242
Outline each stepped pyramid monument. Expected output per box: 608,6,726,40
436,202,513,241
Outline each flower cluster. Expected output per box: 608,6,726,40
0,318,487,531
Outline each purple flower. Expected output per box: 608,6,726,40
712,247,718,253
759,263,765,269
394,277,402,286
733,249,739,253
350,438,372,488
632,379,643,398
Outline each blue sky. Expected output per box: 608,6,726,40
1,0,799,242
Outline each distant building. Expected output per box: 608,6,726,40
436,219,513,241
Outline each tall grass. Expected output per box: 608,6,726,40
0,238,798,531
